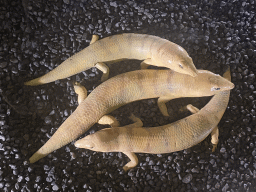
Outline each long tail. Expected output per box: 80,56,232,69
25,49,94,86
29,99,103,163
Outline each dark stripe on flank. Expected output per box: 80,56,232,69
153,70,160,95
149,36,161,55
140,34,151,52
155,42,169,57
144,128,160,152
97,39,112,56
116,77,129,104
164,137,169,149
136,71,145,98
123,128,134,152
166,71,174,92
144,133,152,152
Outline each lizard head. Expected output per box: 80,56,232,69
153,43,198,77
75,135,96,150
75,128,119,152
192,70,234,96
207,71,234,92
170,55,198,77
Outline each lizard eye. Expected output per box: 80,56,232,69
212,87,220,91
179,64,183,69
211,87,221,91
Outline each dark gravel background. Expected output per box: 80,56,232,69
1,0,256,191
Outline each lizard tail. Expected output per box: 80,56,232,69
24,49,94,86
24,77,44,86
24,59,89,86
29,98,103,163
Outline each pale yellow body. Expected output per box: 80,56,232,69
29,69,234,163
25,33,198,86
75,69,233,171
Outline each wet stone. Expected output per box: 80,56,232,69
10,57,18,64
182,174,192,183
0,62,7,68
44,116,52,124
63,0,70,4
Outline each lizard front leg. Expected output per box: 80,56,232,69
186,104,219,152
123,114,143,128
98,115,120,127
74,82,87,104
89,34,110,82
140,58,152,69
122,152,139,171
121,114,142,171
158,95,176,116
98,114,143,128
90,34,99,45
211,127,219,152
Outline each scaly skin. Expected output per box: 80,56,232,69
29,69,234,163
24,33,198,86
75,69,233,171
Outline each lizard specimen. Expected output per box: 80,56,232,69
25,33,198,86
75,69,232,171
29,69,234,163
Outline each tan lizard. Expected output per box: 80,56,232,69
29,69,234,163
24,33,198,86
74,69,232,171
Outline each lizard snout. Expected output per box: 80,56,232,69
75,138,95,149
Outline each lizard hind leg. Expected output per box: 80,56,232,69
98,114,143,128
90,34,99,45
74,82,87,104
95,62,110,82
123,114,143,128
158,95,176,117
122,152,139,171
98,115,120,127
90,35,110,82
140,58,152,69
187,104,219,152
211,127,219,152
73,81,120,128
186,104,199,114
